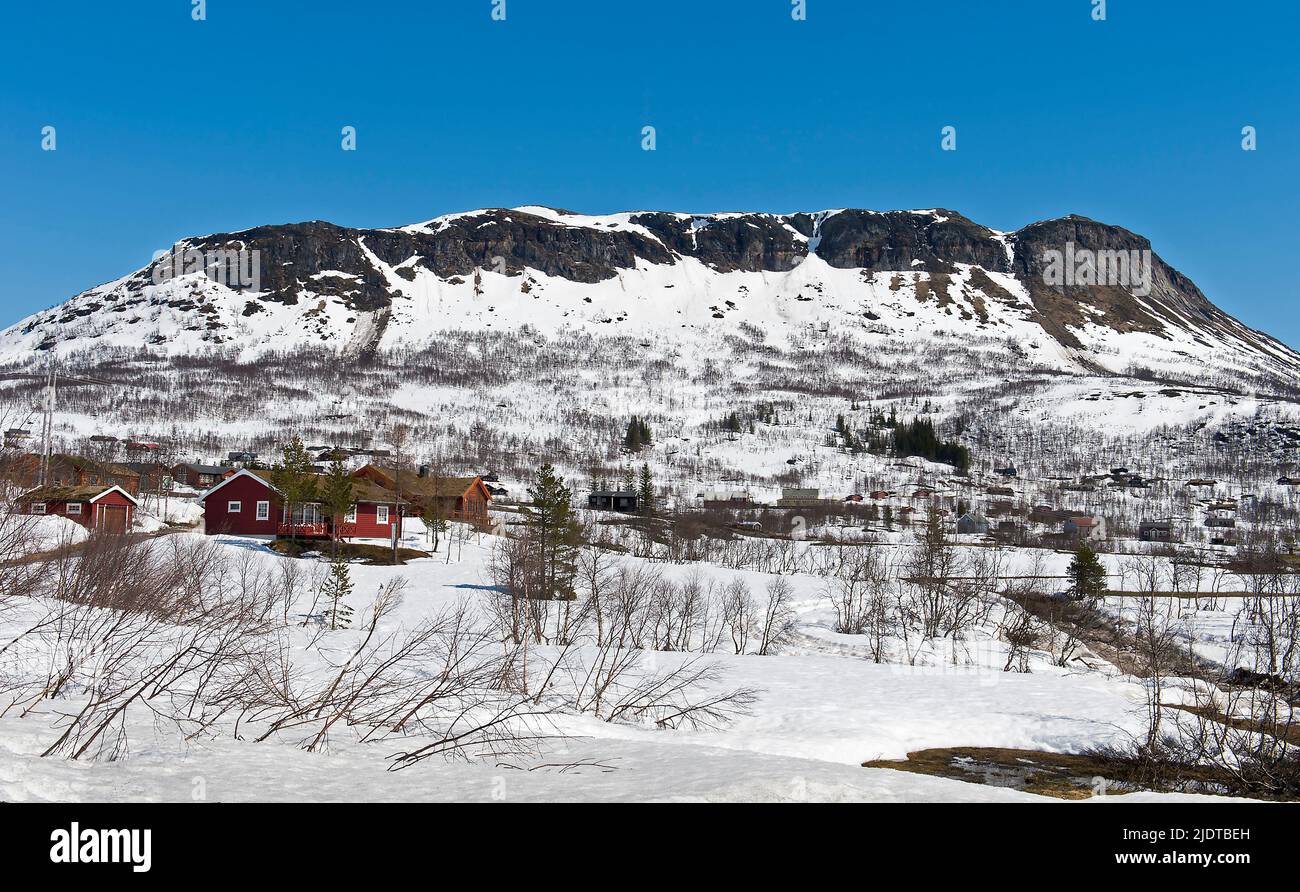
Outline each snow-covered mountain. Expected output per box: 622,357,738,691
3,206,1298,394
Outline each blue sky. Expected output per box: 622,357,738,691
2,0,1297,347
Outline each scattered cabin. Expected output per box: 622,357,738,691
123,461,174,493
1277,477,1300,487
1185,479,1217,488
986,485,1015,497
9,454,142,496
843,494,864,503
1064,515,1106,540
173,463,231,489
3,428,33,449
351,464,492,526
777,487,823,508
199,469,405,539
956,512,990,535
589,490,638,513
869,490,890,500
993,466,1017,478
701,490,753,507
20,484,138,533
1138,521,1174,543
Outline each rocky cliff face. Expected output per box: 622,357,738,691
3,205,1297,394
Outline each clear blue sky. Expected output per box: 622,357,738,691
2,0,1297,347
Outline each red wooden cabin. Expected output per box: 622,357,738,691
20,484,138,533
199,469,405,539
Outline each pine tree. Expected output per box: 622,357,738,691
271,435,317,541
525,463,581,600
637,463,655,516
320,458,354,545
322,552,354,630
624,416,643,452
1067,543,1108,601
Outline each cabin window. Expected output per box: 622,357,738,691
32,502,46,514
66,502,82,515
289,504,321,524
228,500,242,513
376,505,389,525
256,501,270,521
345,505,357,523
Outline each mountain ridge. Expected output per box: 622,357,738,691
2,206,1297,398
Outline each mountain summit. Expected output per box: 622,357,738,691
3,206,1296,393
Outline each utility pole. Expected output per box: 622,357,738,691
0,365,135,487
40,362,57,487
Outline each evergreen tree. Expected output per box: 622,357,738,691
637,463,655,516
322,553,354,630
271,435,317,541
623,416,652,452
892,417,970,472
1067,543,1108,601
320,458,354,546
525,463,581,600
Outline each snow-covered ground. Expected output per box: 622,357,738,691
0,518,1255,803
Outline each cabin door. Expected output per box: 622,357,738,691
100,505,129,534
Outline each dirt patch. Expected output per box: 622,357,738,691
863,747,1135,799
268,538,428,565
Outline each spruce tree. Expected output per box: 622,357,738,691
271,435,317,542
637,463,655,516
1067,543,1108,601
322,553,354,630
320,458,354,546
525,463,581,600
624,416,653,452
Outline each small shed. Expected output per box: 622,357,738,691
1138,521,1174,543
956,512,990,535
21,484,138,533
589,490,638,513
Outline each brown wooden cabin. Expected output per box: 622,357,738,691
173,463,233,489
351,464,491,527
7,454,141,497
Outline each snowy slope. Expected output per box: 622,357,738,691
2,207,1297,396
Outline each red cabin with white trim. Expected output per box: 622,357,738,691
199,469,404,539
20,484,138,533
